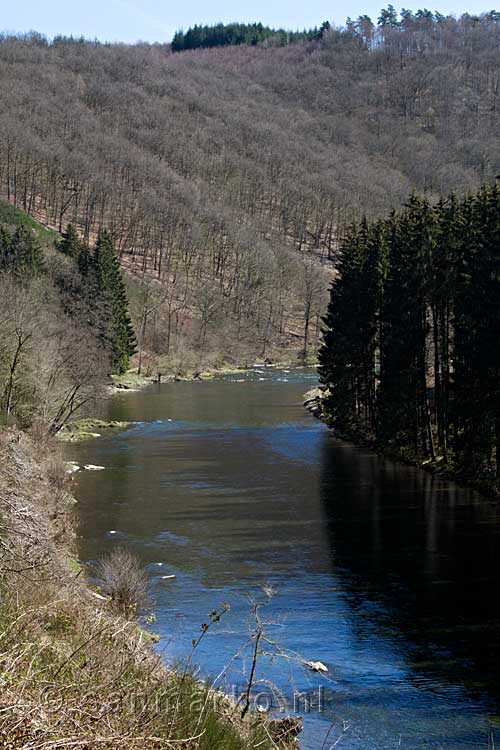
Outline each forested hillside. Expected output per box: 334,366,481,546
1,11,500,368
0,201,136,433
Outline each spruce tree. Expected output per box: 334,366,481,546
378,196,434,458
0,225,12,269
357,219,386,431
319,222,365,431
78,243,92,277
378,210,413,452
5,226,44,277
453,186,500,477
430,195,461,461
487,185,500,480
59,223,81,259
93,229,136,374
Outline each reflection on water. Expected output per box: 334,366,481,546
321,442,500,690
68,368,500,750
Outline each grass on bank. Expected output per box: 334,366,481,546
0,199,59,246
57,418,132,442
0,428,293,749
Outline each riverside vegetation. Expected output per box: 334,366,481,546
0,210,298,749
319,184,500,496
0,428,298,749
0,201,136,436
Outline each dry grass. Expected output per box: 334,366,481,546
94,548,151,618
0,429,297,749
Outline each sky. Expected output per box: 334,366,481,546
1,0,497,44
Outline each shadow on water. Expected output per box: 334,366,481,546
69,371,500,749
319,432,500,704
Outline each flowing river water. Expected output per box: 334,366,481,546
67,367,500,750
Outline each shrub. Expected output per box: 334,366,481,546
94,548,151,618
44,455,69,491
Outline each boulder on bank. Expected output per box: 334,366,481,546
303,388,324,419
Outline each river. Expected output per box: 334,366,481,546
67,367,500,749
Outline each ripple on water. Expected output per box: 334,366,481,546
154,530,190,546
72,369,500,750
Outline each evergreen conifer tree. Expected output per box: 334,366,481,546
430,195,461,461
78,243,92,277
59,223,81,259
319,183,500,483
93,229,136,374
319,223,365,430
0,225,12,269
453,186,500,476
378,196,434,457
5,226,44,276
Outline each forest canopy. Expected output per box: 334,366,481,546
170,22,327,52
2,9,500,369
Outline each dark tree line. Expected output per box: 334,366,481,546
319,184,500,487
346,5,500,49
171,22,328,52
59,225,136,374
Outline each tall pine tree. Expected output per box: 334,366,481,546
3,225,44,277
378,196,434,458
453,186,500,477
93,229,136,374
59,223,81,259
319,223,366,432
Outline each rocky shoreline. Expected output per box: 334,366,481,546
303,387,324,420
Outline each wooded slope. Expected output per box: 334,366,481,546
1,14,499,365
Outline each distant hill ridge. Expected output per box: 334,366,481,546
171,21,330,52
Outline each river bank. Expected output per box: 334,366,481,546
60,363,316,443
113,361,317,390
58,369,253,442
304,388,500,500
0,427,300,749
